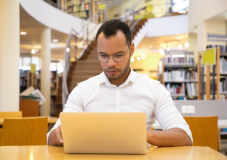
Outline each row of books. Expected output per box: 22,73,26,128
207,45,227,53
186,83,198,97
165,83,198,97
164,57,194,65
20,78,27,87
164,70,197,81
165,83,185,95
220,78,227,93
220,57,227,73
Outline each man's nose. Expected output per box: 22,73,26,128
107,56,117,67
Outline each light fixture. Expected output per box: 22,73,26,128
184,42,189,48
159,48,165,55
66,47,70,52
166,48,170,51
141,54,146,59
131,57,135,62
31,49,36,54
137,57,141,61
20,32,27,35
178,44,183,50
52,39,58,43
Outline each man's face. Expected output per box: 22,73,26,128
97,31,134,81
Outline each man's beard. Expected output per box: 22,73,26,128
104,57,130,80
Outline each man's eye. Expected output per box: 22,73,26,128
115,54,123,57
100,55,108,57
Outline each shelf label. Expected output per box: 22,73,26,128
202,48,216,65
208,34,227,42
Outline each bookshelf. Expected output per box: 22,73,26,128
159,51,198,100
198,46,227,100
66,0,91,19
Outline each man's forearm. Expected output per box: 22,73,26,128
147,128,192,147
48,129,63,146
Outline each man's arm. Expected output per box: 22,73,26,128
48,126,63,146
147,128,192,147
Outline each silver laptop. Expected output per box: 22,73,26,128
60,112,147,154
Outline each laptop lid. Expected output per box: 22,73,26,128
60,112,147,154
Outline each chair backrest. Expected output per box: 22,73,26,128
0,111,22,118
184,116,218,151
19,99,39,117
0,117,48,146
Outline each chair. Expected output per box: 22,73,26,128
0,111,22,118
0,117,48,146
183,116,218,151
0,111,22,142
19,99,39,117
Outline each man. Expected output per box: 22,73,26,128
48,19,192,146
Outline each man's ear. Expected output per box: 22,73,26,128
130,42,135,56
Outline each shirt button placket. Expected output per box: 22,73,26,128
116,87,120,111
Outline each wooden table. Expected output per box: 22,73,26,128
0,116,58,125
0,146,226,160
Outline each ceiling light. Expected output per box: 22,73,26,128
159,48,165,55
20,32,27,35
137,57,141,61
178,44,183,50
52,39,58,43
66,48,70,52
131,57,135,62
141,54,146,59
166,48,170,51
184,42,189,48
31,49,36,54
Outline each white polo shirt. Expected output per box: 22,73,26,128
47,69,193,143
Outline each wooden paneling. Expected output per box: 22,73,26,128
184,116,218,151
0,117,48,146
19,99,39,117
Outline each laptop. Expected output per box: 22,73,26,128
60,112,147,154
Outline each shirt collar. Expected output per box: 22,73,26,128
99,67,136,87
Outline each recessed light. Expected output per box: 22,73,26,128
137,57,141,61
131,57,135,62
184,42,189,48
66,48,70,52
178,44,183,50
53,39,58,42
20,32,27,35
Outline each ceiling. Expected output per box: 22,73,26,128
20,5,68,58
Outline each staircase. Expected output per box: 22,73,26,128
52,19,148,117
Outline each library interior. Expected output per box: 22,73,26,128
0,0,227,159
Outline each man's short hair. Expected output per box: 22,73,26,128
95,19,132,47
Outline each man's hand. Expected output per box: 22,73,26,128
147,128,192,147
48,125,64,146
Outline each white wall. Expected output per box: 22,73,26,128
188,0,227,32
20,0,99,40
146,15,188,37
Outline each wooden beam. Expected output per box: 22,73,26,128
216,47,220,100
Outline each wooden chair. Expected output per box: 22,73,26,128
0,111,23,142
0,111,22,118
183,116,218,151
0,117,48,146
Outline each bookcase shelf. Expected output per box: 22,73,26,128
159,51,198,100
198,46,227,100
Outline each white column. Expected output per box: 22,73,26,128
0,1,20,111
40,28,51,116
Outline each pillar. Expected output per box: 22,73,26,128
0,1,20,111
40,28,51,116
